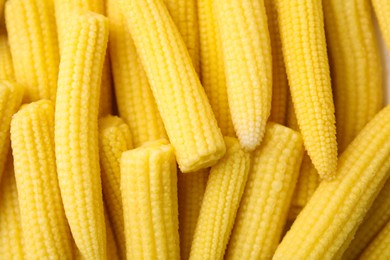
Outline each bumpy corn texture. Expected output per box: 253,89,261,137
121,142,180,260
323,0,383,152
273,105,390,260
189,137,250,260
359,220,390,259
104,207,120,260
5,0,59,103
198,0,235,137
343,178,390,259
178,169,209,260
119,0,226,172
372,0,390,52
98,115,133,258
11,100,72,259
0,80,23,180
226,123,303,259
214,0,271,151
276,0,337,179
0,30,15,80
55,12,108,260
0,156,24,259
107,0,167,147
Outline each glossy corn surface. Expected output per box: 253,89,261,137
0,30,15,80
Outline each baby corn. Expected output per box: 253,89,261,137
189,137,250,260
359,219,390,259
55,12,108,260
119,0,226,172
0,30,15,80
276,0,337,179
372,0,390,51
104,208,120,260
273,105,390,260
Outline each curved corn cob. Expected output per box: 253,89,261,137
213,0,271,151
0,156,24,259
226,124,304,259
276,0,337,179
55,12,108,260
359,220,390,259
0,80,23,180
98,115,133,258
11,100,72,259
121,142,180,260
343,178,390,259
5,0,59,103
0,30,15,80
189,137,250,260
273,105,390,260
163,0,200,73
178,169,209,260
323,0,383,153
119,0,226,172
106,0,167,147
198,0,235,137
372,0,390,52
104,207,119,260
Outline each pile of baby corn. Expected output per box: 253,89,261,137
1,0,390,259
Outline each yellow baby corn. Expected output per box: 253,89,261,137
323,0,383,153
104,207,119,260
164,0,200,73
178,169,209,260
273,105,390,260
214,0,272,151
119,0,226,172
121,142,180,260
372,0,390,51
226,123,304,259
343,178,390,259
106,0,167,147
11,100,72,259
98,115,133,258
55,12,108,260
5,0,59,103
276,0,337,179
359,220,390,259
0,30,15,80
189,137,250,260
0,156,24,259
0,80,23,180
198,0,235,137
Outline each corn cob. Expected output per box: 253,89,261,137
343,178,390,259
359,219,390,259
11,100,72,259
189,137,250,260
372,0,390,52
104,207,120,260
0,30,15,80
273,105,390,260
276,0,337,179
226,123,303,259
55,12,108,260
0,156,24,259
213,0,271,151
198,0,235,137
119,0,226,172
98,115,133,258
5,0,59,103
178,168,209,260
121,141,180,260
163,0,200,74
323,0,383,153
106,0,167,147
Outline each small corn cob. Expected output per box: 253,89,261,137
276,0,337,179
372,0,390,52
323,0,383,153
343,178,390,259
198,0,235,137
98,115,133,258
178,168,209,260
121,141,180,260
55,12,108,260
226,123,304,259
0,30,15,80
359,219,390,259
5,0,59,103
106,0,167,147
119,0,226,172
0,156,24,259
0,81,23,180
273,105,390,260
104,207,120,260
213,0,272,151
264,0,288,124
11,100,72,259
189,137,250,260
163,0,200,73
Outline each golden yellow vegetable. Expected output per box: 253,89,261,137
372,0,390,52
0,30,15,80
104,207,120,260
359,219,390,259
